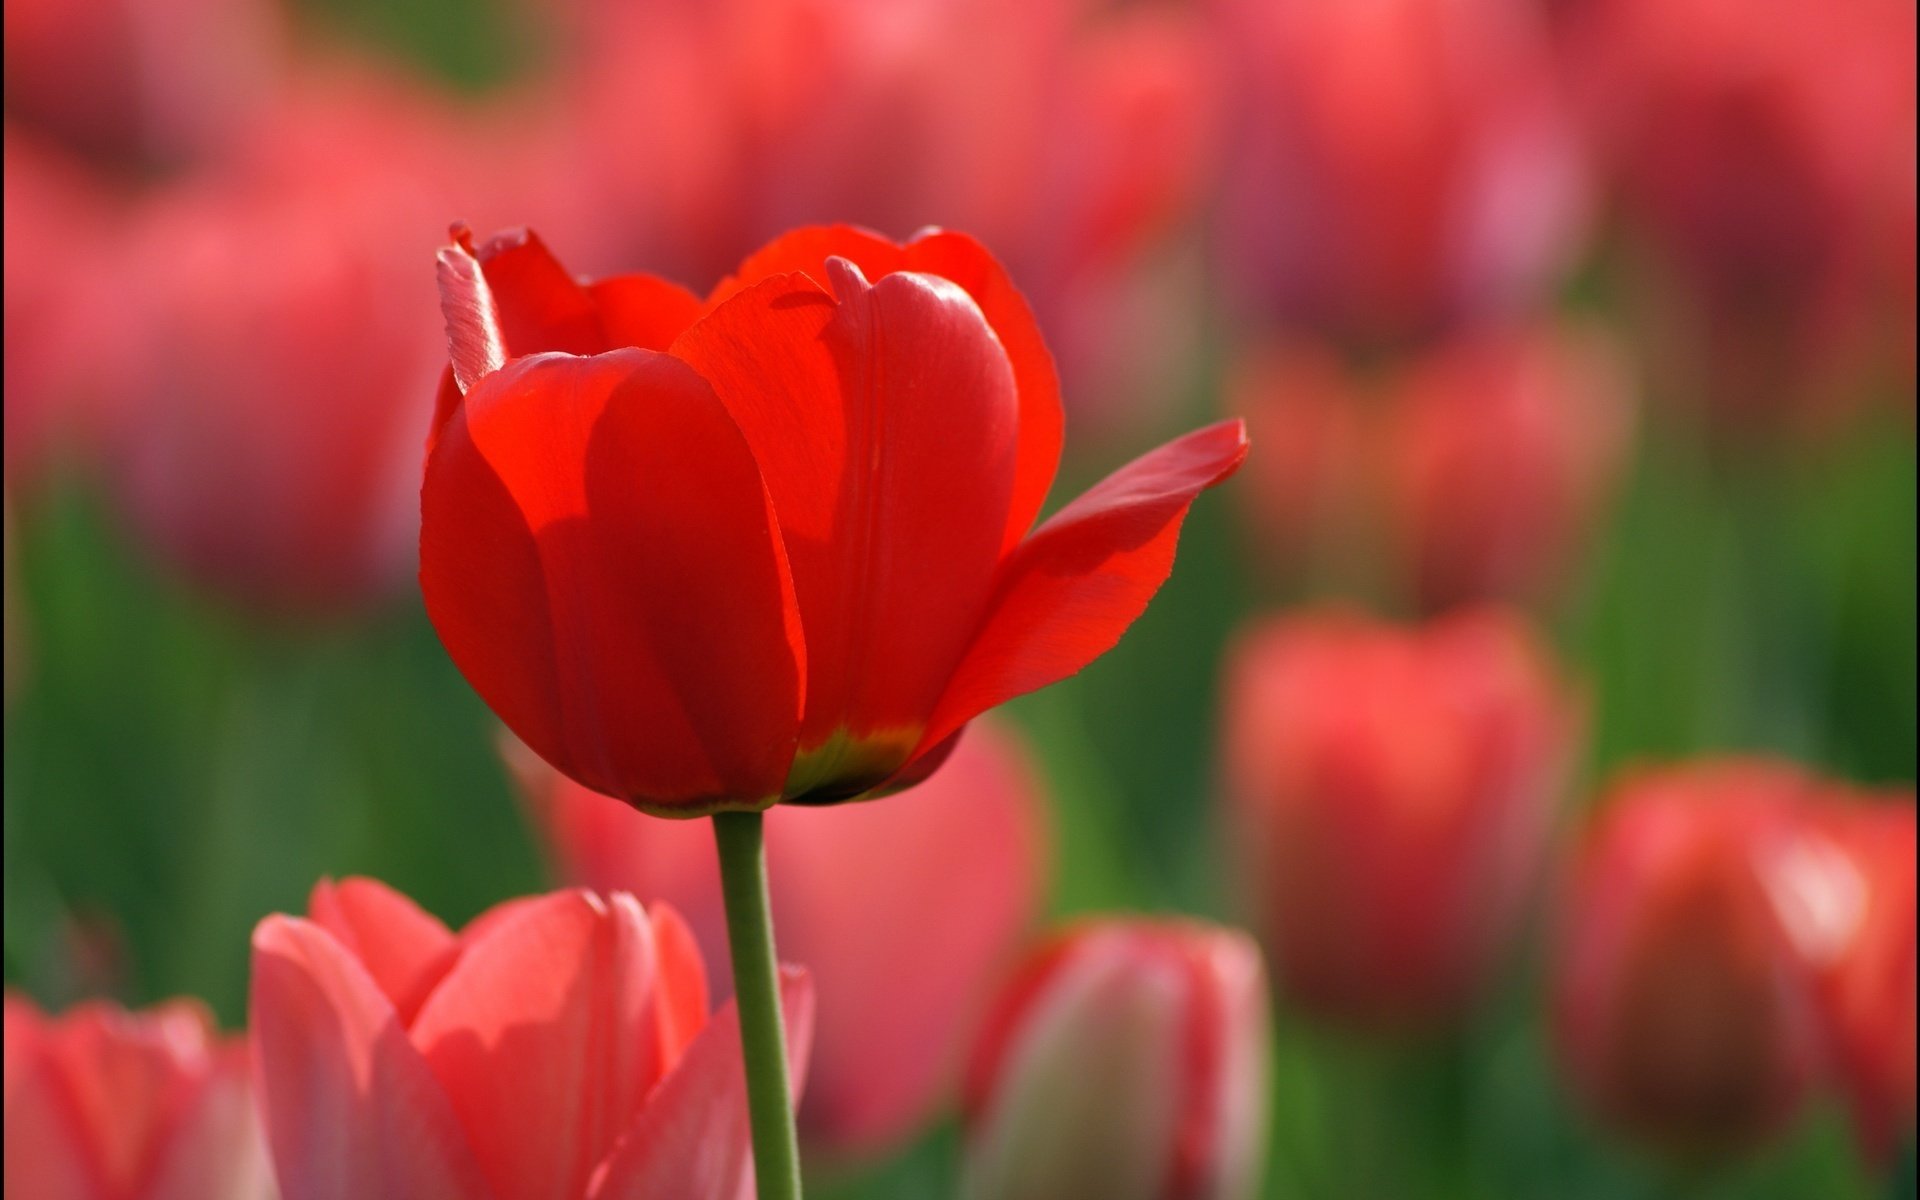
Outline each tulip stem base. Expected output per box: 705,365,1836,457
714,809,804,1200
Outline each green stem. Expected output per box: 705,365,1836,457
713,810,803,1200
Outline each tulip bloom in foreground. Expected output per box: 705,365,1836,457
516,716,1047,1160
3,992,274,1200
424,223,1247,816
960,919,1270,1200
1553,762,1825,1158
1222,607,1579,1030
249,877,812,1200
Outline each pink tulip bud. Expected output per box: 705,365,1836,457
1553,761,1826,1158
3,992,275,1200
1222,607,1579,1030
249,878,813,1200
960,920,1270,1200
513,717,1048,1161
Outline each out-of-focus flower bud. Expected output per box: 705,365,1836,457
1211,0,1589,346
1379,322,1634,611
1765,789,1917,1167
1569,0,1917,432
3,992,276,1200
1,0,282,169
106,73,464,618
1553,761,1826,1158
514,717,1048,1161
960,919,1270,1200
1223,607,1579,1030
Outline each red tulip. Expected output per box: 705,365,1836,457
1570,0,1917,430
1553,761,1824,1157
1222,607,1578,1030
108,75,469,616
514,715,1047,1159
3,991,275,1200
250,877,813,1200
1378,322,1634,610
1765,789,1917,1166
1227,323,1634,608
1,0,281,168
1211,0,1589,344
3,126,131,493
423,223,1246,815
960,919,1270,1200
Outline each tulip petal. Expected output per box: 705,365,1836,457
716,225,1063,553
407,892,672,1200
420,349,804,812
649,903,711,1068
249,917,489,1200
919,419,1248,754
588,276,704,353
307,877,460,1026
590,967,815,1200
1,1062,98,1200
673,266,1018,796
147,1043,277,1200
451,226,604,361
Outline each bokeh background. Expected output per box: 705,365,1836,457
3,0,1914,1197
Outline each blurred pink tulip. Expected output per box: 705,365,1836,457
3,127,131,493
1570,0,1918,431
105,72,471,617
514,718,1048,1160
960,919,1270,1200
1379,322,1634,610
250,877,813,1200
1553,761,1826,1157
1211,0,1589,346
1222,607,1579,1030
1228,322,1634,608
3,991,275,1200
1,0,282,168
1765,789,1918,1166
534,0,1217,431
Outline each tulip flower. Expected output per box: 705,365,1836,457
1553,761,1825,1158
1569,0,1918,431
1764,789,1918,1166
425,220,1241,1193
1211,0,1590,345
1222,607,1578,1030
249,877,813,1200
960,919,1270,1200
424,221,1245,813
3,991,275,1200
1378,322,1634,610
514,716,1048,1160
108,75,466,616
1,0,281,168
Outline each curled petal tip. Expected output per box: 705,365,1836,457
436,243,507,394
824,255,872,303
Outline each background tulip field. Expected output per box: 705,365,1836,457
3,0,1915,1197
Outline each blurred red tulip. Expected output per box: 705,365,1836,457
3,127,131,493
515,717,1048,1160
537,0,1219,431
1,0,282,168
1228,322,1634,608
250,877,813,1200
1212,0,1589,345
3,992,275,1200
1379,322,1634,610
424,223,1246,815
1553,761,1825,1157
1222,607,1579,1030
961,919,1270,1200
1570,0,1918,430
1765,790,1918,1166
106,74,472,617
